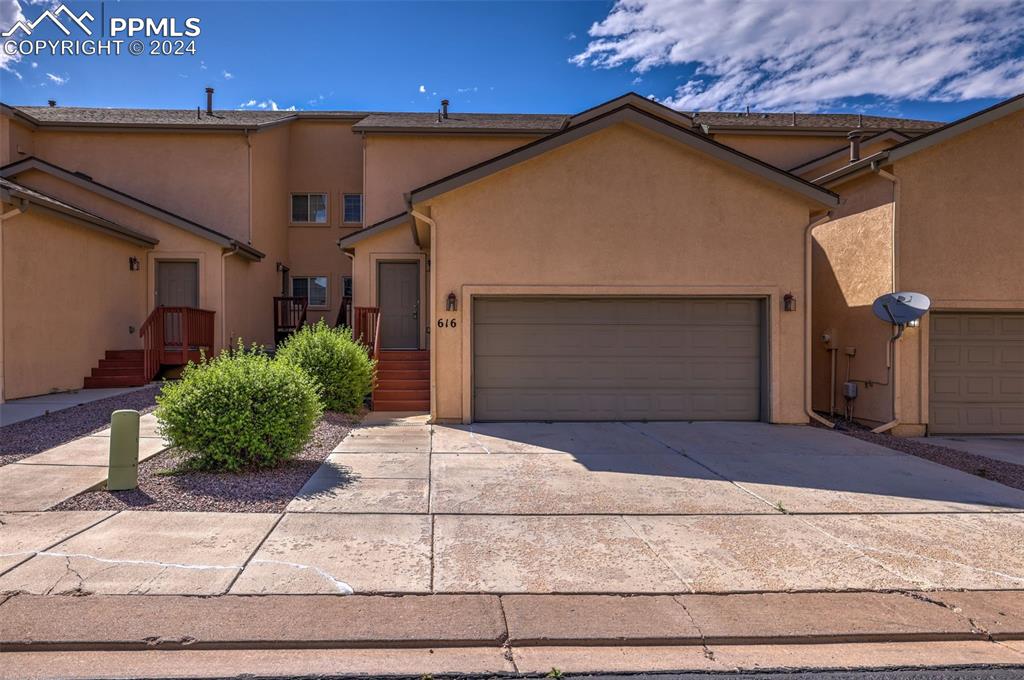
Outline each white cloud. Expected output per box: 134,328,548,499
1,0,26,74
418,84,426,93
200,60,207,70
45,72,67,85
31,61,38,68
222,70,234,80
238,98,296,112
566,32,577,41
457,86,478,93
572,0,1024,111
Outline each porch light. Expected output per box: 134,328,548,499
128,257,140,271
446,292,458,312
783,293,797,312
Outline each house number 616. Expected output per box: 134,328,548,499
437,318,457,329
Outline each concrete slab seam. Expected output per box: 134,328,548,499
620,515,695,593
223,512,285,594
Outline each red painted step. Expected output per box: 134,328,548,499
378,370,429,381
378,350,429,361
105,350,144,360
84,375,148,389
373,399,430,411
376,360,430,371
91,366,144,378
376,379,429,391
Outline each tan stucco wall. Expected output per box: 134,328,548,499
30,129,251,242
811,173,896,424
712,133,852,170
811,108,1024,434
417,122,819,423
1,168,230,398
893,108,1024,431
1,207,147,399
1,116,35,166
285,121,362,326
362,133,539,224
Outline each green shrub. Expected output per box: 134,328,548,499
275,320,375,413
155,344,323,472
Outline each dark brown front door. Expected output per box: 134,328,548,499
156,261,199,307
378,262,419,349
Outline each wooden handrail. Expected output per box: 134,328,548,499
372,309,382,361
353,306,380,348
274,296,308,344
139,306,216,380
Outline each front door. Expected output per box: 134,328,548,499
156,260,199,307
378,262,419,349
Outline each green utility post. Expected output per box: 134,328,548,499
107,409,140,491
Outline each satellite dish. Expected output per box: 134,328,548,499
872,291,931,325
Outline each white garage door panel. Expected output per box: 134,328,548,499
473,297,762,422
929,312,1024,434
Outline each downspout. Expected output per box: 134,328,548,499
221,245,239,350
871,162,901,434
409,208,436,421
805,210,834,428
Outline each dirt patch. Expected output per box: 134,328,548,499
51,411,360,513
820,417,1024,492
0,386,161,466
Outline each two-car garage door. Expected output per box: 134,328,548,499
473,297,763,421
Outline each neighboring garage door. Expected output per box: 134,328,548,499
473,297,762,421
929,312,1024,434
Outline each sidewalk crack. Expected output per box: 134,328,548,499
898,590,993,641
496,595,518,673
671,596,716,662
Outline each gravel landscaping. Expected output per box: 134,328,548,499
0,385,161,466
820,417,1024,491
52,411,361,513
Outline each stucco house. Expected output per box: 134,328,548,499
1,91,1019,435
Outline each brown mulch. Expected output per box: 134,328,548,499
51,411,361,513
819,416,1024,492
0,386,162,466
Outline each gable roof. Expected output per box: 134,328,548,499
1,177,159,247
409,99,839,207
2,105,367,131
337,212,411,247
814,92,1024,186
0,157,264,259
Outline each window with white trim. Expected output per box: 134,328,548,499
291,193,328,224
291,276,329,308
343,194,363,224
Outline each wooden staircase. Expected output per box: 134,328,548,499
83,350,148,389
373,350,429,412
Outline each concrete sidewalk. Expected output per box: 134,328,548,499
0,413,169,511
0,386,154,427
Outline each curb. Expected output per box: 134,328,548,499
1,591,1022,652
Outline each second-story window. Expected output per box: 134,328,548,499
291,193,328,224
343,194,363,224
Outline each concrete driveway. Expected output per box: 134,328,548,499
2,416,1023,596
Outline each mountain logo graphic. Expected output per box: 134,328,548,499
3,4,95,37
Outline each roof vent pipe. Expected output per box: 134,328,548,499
441,99,449,119
847,130,866,162
205,87,214,115
47,99,56,107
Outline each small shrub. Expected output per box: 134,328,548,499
155,343,323,472
275,320,375,413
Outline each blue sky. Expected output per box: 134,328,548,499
2,0,1022,122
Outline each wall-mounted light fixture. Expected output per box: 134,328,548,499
783,293,797,312
906,318,920,328
128,256,140,271
446,291,458,312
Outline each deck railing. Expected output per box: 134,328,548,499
274,296,309,345
139,306,216,380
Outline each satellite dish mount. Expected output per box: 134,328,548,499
872,291,931,341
